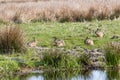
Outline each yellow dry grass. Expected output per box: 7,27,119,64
0,0,120,22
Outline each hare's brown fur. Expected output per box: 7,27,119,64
84,37,94,45
53,37,65,47
27,37,38,47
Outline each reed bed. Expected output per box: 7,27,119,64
0,0,120,23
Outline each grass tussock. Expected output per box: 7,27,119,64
0,26,26,53
0,60,19,74
0,0,120,23
41,49,79,68
104,42,120,67
41,49,91,68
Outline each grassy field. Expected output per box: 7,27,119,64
0,0,120,74
1,19,120,49
0,18,120,75
17,20,120,49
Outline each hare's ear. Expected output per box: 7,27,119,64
85,36,89,39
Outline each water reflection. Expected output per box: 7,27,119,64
1,69,120,80
27,75,44,80
26,70,107,80
72,70,107,80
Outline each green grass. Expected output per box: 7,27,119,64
41,49,80,68
0,20,120,74
0,49,40,75
107,69,120,80
19,19,120,68
17,20,120,49
0,55,19,75
104,43,120,67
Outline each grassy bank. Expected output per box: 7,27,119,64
0,19,120,74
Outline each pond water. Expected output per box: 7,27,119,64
1,69,120,80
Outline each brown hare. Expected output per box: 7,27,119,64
53,37,65,47
27,37,38,47
84,37,94,45
95,28,104,38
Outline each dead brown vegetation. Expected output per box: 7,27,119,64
0,0,120,23
0,26,26,53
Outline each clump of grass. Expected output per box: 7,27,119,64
104,42,120,67
107,68,120,80
41,49,91,68
0,60,19,74
41,49,79,68
0,26,26,53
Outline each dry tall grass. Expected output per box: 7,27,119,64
0,0,120,23
0,0,44,3
0,26,26,53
